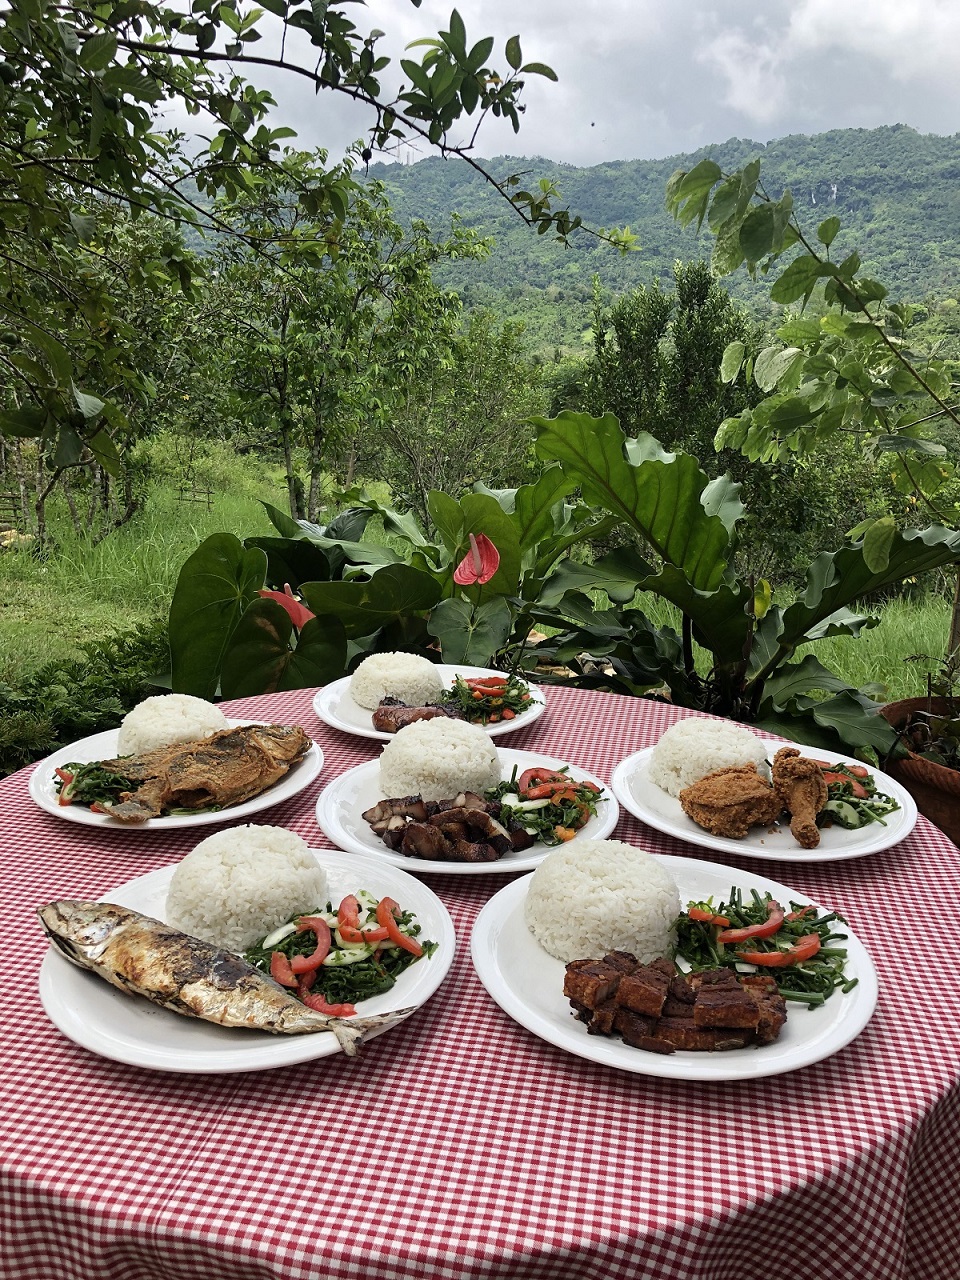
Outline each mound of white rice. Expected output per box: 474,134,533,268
378,716,501,801
117,693,228,756
165,825,328,953
525,840,680,963
350,652,444,710
648,718,768,797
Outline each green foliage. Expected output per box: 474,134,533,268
167,471,614,696
165,410,960,756
368,127,960,353
373,310,547,517
665,147,960,526
527,412,960,753
548,262,892,582
0,617,169,777
0,0,578,469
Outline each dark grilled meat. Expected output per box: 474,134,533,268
363,791,526,862
371,698,462,733
563,953,788,1055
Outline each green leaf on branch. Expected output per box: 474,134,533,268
769,255,829,305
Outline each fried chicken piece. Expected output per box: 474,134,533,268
678,763,783,839
771,747,828,849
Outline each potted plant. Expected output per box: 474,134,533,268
881,651,960,846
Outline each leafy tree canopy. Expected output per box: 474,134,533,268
1,1,623,462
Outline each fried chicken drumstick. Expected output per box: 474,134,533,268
771,746,828,849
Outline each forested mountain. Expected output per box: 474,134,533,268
367,125,960,353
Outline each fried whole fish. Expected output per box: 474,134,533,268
38,900,413,1056
66,723,311,823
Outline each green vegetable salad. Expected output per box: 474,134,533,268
675,887,858,1007
244,890,436,1011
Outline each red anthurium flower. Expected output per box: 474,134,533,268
453,533,500,585
258,583,315,630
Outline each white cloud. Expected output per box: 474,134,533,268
158,0,960,166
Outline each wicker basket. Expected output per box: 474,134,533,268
880,698,960,848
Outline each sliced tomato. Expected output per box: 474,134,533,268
688,906,731,926
375,896,423,956
517,767,569,791
737,934,822,967
270,950,298,988
717,901,784,943
301,991,357,1017
290,916,333,974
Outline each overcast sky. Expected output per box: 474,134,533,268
233,0,960,168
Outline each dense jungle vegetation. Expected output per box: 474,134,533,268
366,125,960,353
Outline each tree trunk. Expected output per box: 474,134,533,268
949,568,960,659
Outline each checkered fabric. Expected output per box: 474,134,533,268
2,686,959,1280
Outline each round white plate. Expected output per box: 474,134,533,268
471,855,878,1080
38,851,456,1073
28,721,324,830
315,748,619,875
312,665,547,741
611,745,917,863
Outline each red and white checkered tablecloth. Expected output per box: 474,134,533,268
2,685,959,1280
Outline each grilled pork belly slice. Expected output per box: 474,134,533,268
563,953,788,1054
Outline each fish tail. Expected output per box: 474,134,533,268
330,1006,417,1056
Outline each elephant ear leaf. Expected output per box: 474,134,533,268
169,534,266,698
220,600,347,697
301,564,443,638
428,597,513,665
532,411,734,590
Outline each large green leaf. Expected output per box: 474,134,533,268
532,411,734,590
537,545,655,607
245,536,335,587
757,690,896,754
300,564,442,638
169,534,267,698
220,600,347,697
510,467,576,552
780,525,960,644
428,596,513,665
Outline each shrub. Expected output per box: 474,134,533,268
0,615,170,777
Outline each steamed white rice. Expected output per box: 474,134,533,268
117,693,228,756
165,825,328,953
525,840,680,963
648,718,768,797
378,716,501,801
350,652,444,710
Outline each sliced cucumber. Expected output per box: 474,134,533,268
821,799,863,829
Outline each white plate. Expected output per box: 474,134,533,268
312,665,547,741
611,745,918,863
28,721,324,830
38,851,456,1073
471,855,878,1080
315,748,619,875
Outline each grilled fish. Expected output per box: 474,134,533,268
63,723,312,823
38,900,414,1056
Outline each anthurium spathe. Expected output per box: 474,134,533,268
453,533,500,585
258,583,315,630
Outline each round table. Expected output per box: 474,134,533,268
3,684,959,1280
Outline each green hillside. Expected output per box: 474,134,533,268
367,125,960,352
